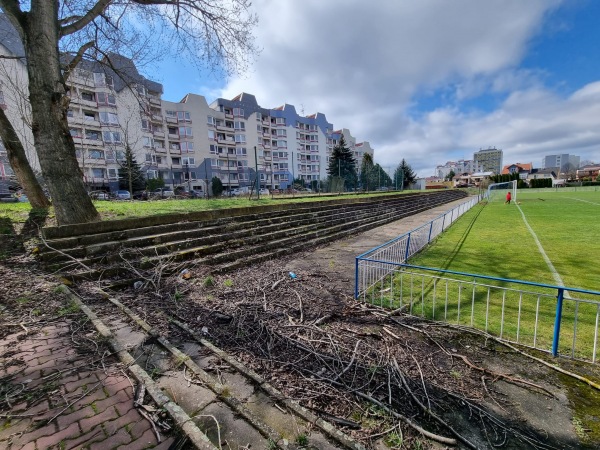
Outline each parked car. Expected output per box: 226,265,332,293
229,188,245,197
132,190,149,200
152,188,175,198
89,190,110,200
258,188,270,195
114,190,131,200
174,187,202,198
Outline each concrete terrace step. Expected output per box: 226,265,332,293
40,191,467,279
44,199,428,274
40,193,428,253
40,196,424,264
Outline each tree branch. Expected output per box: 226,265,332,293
59,0,113,37
0,0,27,34
63,41,96,82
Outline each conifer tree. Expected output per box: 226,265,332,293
394,159,416,189
327,135,357,191
118,146,146,193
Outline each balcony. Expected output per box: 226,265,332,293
151,114,163,123
217,124,234,132
217,137,235,145
153,130,165,137
71,97,98,109
81,138,103,147
148,96,161,106
166,116,177,124
154,146,166,153
170,148,181,155
168,133,179,140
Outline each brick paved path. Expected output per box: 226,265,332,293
0,321,175,450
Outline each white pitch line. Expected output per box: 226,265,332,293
515,203,570,298
565,197,600,206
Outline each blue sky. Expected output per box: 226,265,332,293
149,0,600,176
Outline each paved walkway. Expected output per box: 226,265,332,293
285,197,470,295
0,321,174,450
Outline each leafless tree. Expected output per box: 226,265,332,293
0,0,258,225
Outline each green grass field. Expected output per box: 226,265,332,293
369,189,600,360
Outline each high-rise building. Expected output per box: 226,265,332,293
542,154,580,171
473,147,503,174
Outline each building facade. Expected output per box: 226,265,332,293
435,159,479,179
473,147,503,174
542,154,580,171
0,19,374,194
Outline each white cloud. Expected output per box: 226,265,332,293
216,0,600,176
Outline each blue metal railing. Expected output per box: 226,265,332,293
355,198,600,362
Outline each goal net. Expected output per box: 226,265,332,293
487,180,517,203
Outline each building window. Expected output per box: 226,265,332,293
107,168,118,179
88,149,104,159
234,134,246,143
85,130,101,140
147,170,158,179
234,121,245,130
179,126,193,137
81,91,95,102
182,157,195,166
181,141,194,153
207,115,215,125
208,130,216,140
177,111,191,122
233,107,244,117
70,128,82,138
96,92,116,106
276,117,285,125
236,147,247,156
103,131,122,143
91,168,105,178
99,112,119,125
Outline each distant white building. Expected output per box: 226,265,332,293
542,154,580,171
435,159,480,179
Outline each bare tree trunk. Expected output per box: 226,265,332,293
0,108,50,209
21,1,100,225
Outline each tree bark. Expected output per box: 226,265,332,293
0,108,50,209
21,1,100,225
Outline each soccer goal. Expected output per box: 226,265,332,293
487,180,517,203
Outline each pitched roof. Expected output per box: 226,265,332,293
501,163,532,174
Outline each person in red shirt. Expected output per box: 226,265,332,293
505,191,512,204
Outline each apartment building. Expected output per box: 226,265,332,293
542,153,580,171
473,147,503,174
0,18,374,193
435,159,479,179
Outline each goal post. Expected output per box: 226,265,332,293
487,180,517,203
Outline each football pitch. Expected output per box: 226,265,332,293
376,188,600,360
410,189,600,291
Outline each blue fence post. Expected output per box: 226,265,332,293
404,233,411,261
428,221,434,243
552,288,565,356
354,257,360,299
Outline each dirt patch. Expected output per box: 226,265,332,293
70,255,600,450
